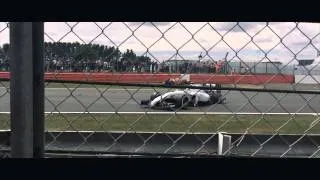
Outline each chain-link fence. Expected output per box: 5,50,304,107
0,22,10,158
1,22,320,158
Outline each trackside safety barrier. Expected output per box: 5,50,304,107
190,74,295,84
0,72,295,84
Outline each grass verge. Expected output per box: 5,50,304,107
0,113,319,134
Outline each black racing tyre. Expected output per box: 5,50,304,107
209,93,220,104
178,95,190,109
157,100,176,111
188,95,196,106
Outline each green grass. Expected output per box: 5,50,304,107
1,113,319,134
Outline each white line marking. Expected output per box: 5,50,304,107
0,112,318,115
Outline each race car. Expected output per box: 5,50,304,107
140,84,226,110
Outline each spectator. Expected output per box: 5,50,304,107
216,60,222,74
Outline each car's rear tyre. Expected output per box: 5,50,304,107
177,95,189,109
209,93,220,104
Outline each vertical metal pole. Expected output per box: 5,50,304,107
9,22,44,158
10,22,34,158
266,63,268,74
32,22,44,158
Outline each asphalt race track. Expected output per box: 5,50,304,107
1,87,320,113
1,86,320,157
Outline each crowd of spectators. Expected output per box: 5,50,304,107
43,56,160,73
159,59,231,74
1,56,232,74
0,58,9,71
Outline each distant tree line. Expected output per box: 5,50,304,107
0,42,159,72
0,43,9,71
0,42,233,74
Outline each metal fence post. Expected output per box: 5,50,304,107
32,22,44,158
9,22,44,158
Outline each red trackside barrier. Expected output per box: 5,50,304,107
44,72,181,83
190,74,294,84
0,72,295,84
0,72,10,79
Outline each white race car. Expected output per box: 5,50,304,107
140,84,226,110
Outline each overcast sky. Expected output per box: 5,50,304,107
1,22,320,64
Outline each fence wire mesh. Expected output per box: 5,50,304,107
1,22,320,158
0,22,10,158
